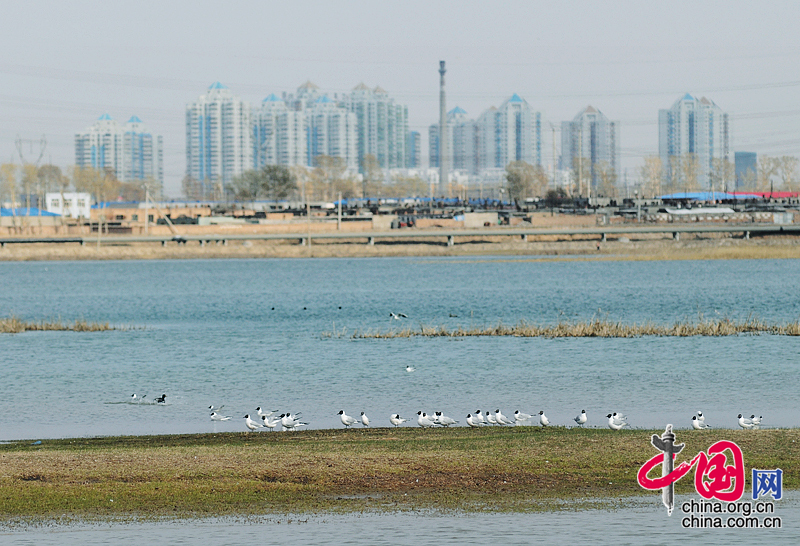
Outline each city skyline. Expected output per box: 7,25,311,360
3,1,800,196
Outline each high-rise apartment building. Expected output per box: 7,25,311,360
75,114,163,188
407,131,420,169
75,114,124,180
253,94,306,168
658,94,729,189
560,106,619,190
186,82,252,188
429,106,477,174
345,84,408,170
122,116,163,189
475,94,541,172
307,95,358,170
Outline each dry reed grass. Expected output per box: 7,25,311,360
349,316,800,339
0,316,116,334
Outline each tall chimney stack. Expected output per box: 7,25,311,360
438,60,447,199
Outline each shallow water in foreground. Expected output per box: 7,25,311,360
2,493,798,545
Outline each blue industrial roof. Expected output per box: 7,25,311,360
448,106,467,115
127,115,143,123
682,93,694,101
508,93,524,103
1,207,59,217
262,93,282,102
98,113,113,120
315,95,334,104
660,192,759,201
208,81,228,90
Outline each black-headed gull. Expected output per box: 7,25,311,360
750,415,762,429
573,410,587,427
417,411,436,428
691,415,710,430
338,410,358,428
243,414,262,431
738,414,755,429
389,414,407,427
606,413,627,430
389,312,408,320
466,414,483,427
485,411,497,425
495,409,514,425
514,410,533,425
261,414,280,430
438,414,458,427
538,411,550,427
360,412,370,427
210,412,231,421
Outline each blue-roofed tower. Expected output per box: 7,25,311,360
186,83,252,193
659,94,729,190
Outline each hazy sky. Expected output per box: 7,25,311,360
2,0,800,196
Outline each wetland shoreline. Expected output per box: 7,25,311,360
1,427,796,520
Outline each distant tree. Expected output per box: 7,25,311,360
72,166,120,204
757,156,779,191
570,156,591,196
639,156,663,198
228,170,263,201
181,175,205,200
262,165,297,201
544,187,568,209
388,174,428,198
776,156,799,191
0,163,19,208
312,155,347,201
679,153,699,192
595,161,618,198
710,158,735,193
361,154,383,199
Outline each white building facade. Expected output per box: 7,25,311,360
345,84,408,171
186,82,252,188
253,94,307,168
560,105,619,191
75,114,124,180
75,114,163,187
658,94,729,189
307,95,358,170
45,192,91,218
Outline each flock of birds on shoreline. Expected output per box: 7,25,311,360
129,394,765,432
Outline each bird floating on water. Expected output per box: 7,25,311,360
210,412,231,421
389,312,408,320
405,365,415,372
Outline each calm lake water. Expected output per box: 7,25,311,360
1,255,798,543
1,256,798,439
